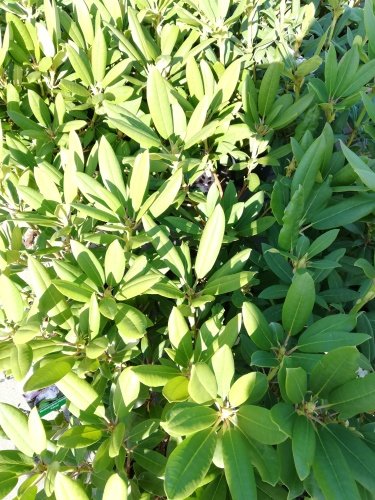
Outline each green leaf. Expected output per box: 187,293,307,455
237,405,287,445
58,425,103,448
66,45,93,86
127,7,158,61
228,372,268,407
188,363,217,404
91,27,107,83
258,62,283,117
164,428,217,500
270,94,314,129
242,302,276,349
142,215,187,281
341,141,375,190
115,304,147,340
147,67,173,139
278,185,304,251
162,404,217,436
149,168,183,218
313,429,360,500
222,427,257,500
285,367,307,404
311,194,375,229
310,346,360,397
291,133,326,200
163,376,190,402
10,343,32,381
202,272,255,296
306,229,339,259
56,371,100,411
195,204,225,279
0,474,17,499
98,135,127,206
76,172,123,215
292,415,316,480
105,240,126,286
129,150,150,213
282,271,315,336
211,345,234,399
53,279,94,302
24,359,74,391
327,425,375,492
28,407,47,454
116,272,163,300
70,240,105,288
103,474,128,500
54,472,89,500
328,372,375,418
106,115,161,149
132,365,180,387
0,403,33,456
27,89,51,127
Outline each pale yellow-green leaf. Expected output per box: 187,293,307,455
28,407,47,454
54,473,89,500
147,66,173,139
129,150,150,213
195,204,226,279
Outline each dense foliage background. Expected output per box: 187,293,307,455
0,0,375,498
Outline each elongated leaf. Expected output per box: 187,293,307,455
328,372,375,418
66,45,93,86
0,274,24,323
258,62,283,117
278,185,304,251
92,27,107,83
310,346,360,397
98,136,127,205
149,169,183,217
129,150,150,212
188,363,217,403
341,141,375,190
195,204,225,279
222,427,257,500
28,407,47,454
311,194,375,229
147,67,173,139
164,428,217,500
0,403,33,456
282,271,315,335
70,240,105,288
313,430,360,500
58,425,103,448
56,371,99,411
237,405,287,445
242,302,276,349
162,404,217,436
292,416,316,480
24,359,74,391
55,473,89,500
10,343,32,381
131,365,179,387
103,474,128,500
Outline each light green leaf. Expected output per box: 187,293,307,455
162,404,217,436
129,150,150,213
58,425,103,448
328,372,375,418
24,359,74,392
242,302,276,349
341,141,375,190
98,135,127,206
105,240,126,286
56,371,99,411
131,365,180,387
310,346,360,397
103,474,128,500
10,343,32,381
282,271,315,335
0,274,24,323
229,372,268,407
285,367,307,404
147,66,173,139
28,407,47,454
54,472,89,500
237,405,287,445
0,403,33,456
164,429,217,500
70,240,105,288
222,427,257,500
92,27,107,83
211,345,234,399
195,204,225,279
188,363,217,404
66,45,93,86
149,168,183,218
